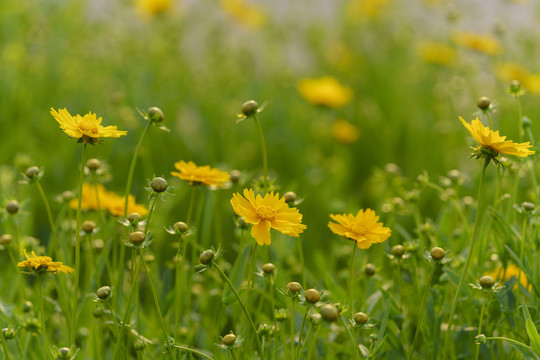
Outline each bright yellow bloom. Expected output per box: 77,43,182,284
347,0,390,21
417,42,455,65
220,0,266,29
230,188,306,246
18,249,74,274
135,0,172,18
496,62,540,94
332,119,360,144
485,264,531,290
51,108,127,145
328,209,391,249
452,31,502,55
171,160,231,187
69,183,148,216
297,77,353,109
459,117,534,157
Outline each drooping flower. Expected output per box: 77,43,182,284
328,209,391,249
69,183,148,216
171,160,231,187
18,249,74,274
230,188,306,245
459,117,535,162
452,31,502,55
51,108,127,145
297,76,353,108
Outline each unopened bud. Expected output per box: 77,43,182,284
354,312,369,324
286,282,302,294
25,166,40,179
147,107,164,123
477,97,491,111
199,249,214,265
86,158,101,171
82,220,96,234
262,263,275,275
365,263,376,276
430,247,446,261
320,304,339,322
222,333,237,346
5,200,19,215
129,231,146,245
241,100,259,117
283,192,297,203
304,289,321,304
151,177,168,193
96,286,111,300
173,221,188,233
479,276,495,289
391,245,405,258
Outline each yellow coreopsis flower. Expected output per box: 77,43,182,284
220,0,266,28
171,160,231,187
297,76,353,109
230,188,307,245
452,31,502,56
135,0,172,18
18,249,74,274
332,119,360,144
459,117,535,162
485,264,531,290
69,183,148,216
417,42,455,66
51,108,127,145
328,209,391,249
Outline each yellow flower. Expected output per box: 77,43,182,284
459,116,534,158
135,0,172,18
417,42,455,65
485,264,530,290
220,0,266,29
69,183,148,216
496,62,540,94
171,160,231,187
51,108,127,145
297,76,353,109
452,31,502,55
346,0,390,21
328,209,391,249
18,249,74,274
230,188,307,246
332,119,360,144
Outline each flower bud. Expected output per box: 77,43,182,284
2,327,15,340
258,323,271,337
230,170,241,184
522,116,531,128
57,347,71,359
22,301,33,313
173,221,188,233
477,97,491,111
199,249,214,265
0,234,13,245
275,308,288,321
283,191,297,203
430,247,446,261
82,220,96,234
151,177,168,193
521,202,535,212
391,245,405,258
509,80,521,94
365,263,375,276
320,304,339,322
222,333,237,346
354,312,369,324
475,334,487,344
127,213,141,223
96,286,111,300
262,263,275,275
92,239,105,252
134,338,147,350
479,276,495,289
309,313,322,326
61,191,74,201
26,166,40,179
93,307,104,318
86,158,101,171
241,100,258,117
129,231,146,245
5,200,19,215
304,289,321,304
147,107,164,123
286,282,302,294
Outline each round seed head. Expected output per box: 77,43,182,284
199,249,214,265
241,100,259,117
391,245,405,258
479,276,495,289
0,234,13,245
430,247,446,261
5,200,19,215
320,304,339,322
25,166,40,179
96,286,111,300
82,220,96,234
86,158,101,171
477,97,491,111
283,191,297,203
262,263,275,275
147,107,164,123
151,177,168,193
222,333,237,346
304,289,321,304
286,282,302,294
173,221,188,233
354,312,369,324
230,170,241,184
129,231,146,245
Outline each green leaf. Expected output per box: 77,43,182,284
521,299,540,356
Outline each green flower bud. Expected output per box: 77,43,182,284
477,97,491,111
286,282,302,294
391,245,405,258
0,234,13,245
199,249,214,265
354,312,369,324
222,333,237,346
320,304,339,322
430,247,446,261
86,158,101,171
241,100,259,117
129,231,146,245
151,177,168,193
5,200,19,215
479,276,495,289
82,220,96,234
147,107,164,123
283,191,297,203
365,263,376,276
173,221,188,233
262,263,275,275
96,286,111,300
26,166,40,179
521,202,535,212
230,170,241,184
304,289,320,304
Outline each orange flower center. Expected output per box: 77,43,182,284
79,119,99,135
256,206,277,221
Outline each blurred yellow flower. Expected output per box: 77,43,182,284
328,209,391,249
297,76,353,108
332,119,360,144
230,188,306,246
220,0,266,28
51,108,127,145
18,249,74,274
452,31,502,55
135,0,172,18
496,62,540,94
485,264,530,290
418,42,455,65
459,117,534,157
171,160,231,187
69,183,148,216
347,0,390,20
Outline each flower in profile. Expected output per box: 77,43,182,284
485,264,530,290
417,42,455,66
297,77,353,109
332,119,360,144
230,188,307,245
328,209,391,249
459,117,534,163
171,160,231,187
18,249,74,274
51,108,127,145
69,183,148,216
452,31,502,55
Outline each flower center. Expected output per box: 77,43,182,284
79,119,99,135
256,206,277,221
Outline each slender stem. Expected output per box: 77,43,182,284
408,263,438,359
186,186,197,226
339,313,359,357
173,345,214,360
442,158,489,360
253,115,269,190
297,239,306,287
71,142,88,345
484,110,493,130
138,249,176,360
295,308,309,360
290,298,296,360
213,263,265,360
353,327,359,360
0,327,12,360
298,325,314,360
243,244,257,309
484,336,535,351
229,348,240,360
349,244,357,314
38,277,48,360
35,180,58,258
105,300,121,339
474,292,489,360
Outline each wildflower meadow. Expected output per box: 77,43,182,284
1,0,540,359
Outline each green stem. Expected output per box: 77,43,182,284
484,110,493,130
138,249,176,360
38,277,48,360
298,324,313,360
290,298,295,360
35,180,58,258
213,263,265,360
349,243,357,314
474,292,489,360
229,348,240,360
295,308,309,360
0,328,12,360
339,313,359,357
173,345,214,360
297,239,306,287
484,336,535,351
186,186,197,226
71,142,88,345
253,115,269,190
105,300,121,339
442,158,489,360
115,252,140,359
353,327,359,360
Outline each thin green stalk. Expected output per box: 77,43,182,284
213,263,265,360
173,345,214,360
253,115,268,190
35,180,59,258
186,186,197,226
173,233,185,333
349,243,357,314
339,314,359,357
408,263,438,359
353,327,359,360
105,300,121,339
519,216,528,285
306,326,320,360
138,249,176,360
71,142,88,345
38,277,48,360
525,126,538,203
442,158,489,360
484,110,493,130
0,327,12,360
295,309,309,360
298,324,314,360
290,298,295,360
229,348,240,360
243,244,257,309
483,336,535,351
297,239,306,287
474,292,489,360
